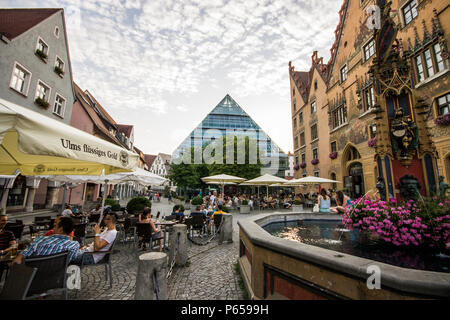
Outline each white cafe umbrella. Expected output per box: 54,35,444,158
284,176,340,186
241,174,289,198
0,98,138,176
201,174,245,196
43,169,167,222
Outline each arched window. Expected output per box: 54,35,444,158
345,146,361,162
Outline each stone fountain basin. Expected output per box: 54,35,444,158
238,212,450,299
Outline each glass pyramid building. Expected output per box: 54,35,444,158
172,94,288,177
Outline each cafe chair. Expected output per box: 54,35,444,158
24,251,70,300
122,217,138,247
79,238,117,289
135,223,163,251
213,214,224,233
73,223,87,246
189,215,206,238
0,264,37,300
33,216,52,232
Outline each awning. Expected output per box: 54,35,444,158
0,98,139,175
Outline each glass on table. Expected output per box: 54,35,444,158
10,243,18,259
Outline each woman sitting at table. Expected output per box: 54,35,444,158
138,207,162,252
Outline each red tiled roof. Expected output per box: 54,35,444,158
0,8,61,40
144,154,157,168
117,124,133,138
73,82,123,147
84,90,118,126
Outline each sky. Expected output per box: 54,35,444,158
3,0,343,156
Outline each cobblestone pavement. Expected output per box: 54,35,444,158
26,198,288,300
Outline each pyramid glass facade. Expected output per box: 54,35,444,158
172,95,288,177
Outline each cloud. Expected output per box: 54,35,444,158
5,0,344,155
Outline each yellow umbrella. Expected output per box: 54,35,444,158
0,98,139,176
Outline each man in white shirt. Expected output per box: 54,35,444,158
61,205,74,217
73,212,117,265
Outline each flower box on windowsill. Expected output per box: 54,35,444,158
311,159,319,166
300,162,307,169
54,66,65,77
434,114,450,126
294,164,300,171
35,97,50,109
368,137,377,147
329,151,338,160
35,49,48,62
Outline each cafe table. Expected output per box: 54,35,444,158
155,221,177,250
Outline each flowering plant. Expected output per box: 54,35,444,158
300,162,307,169
294,164,300,171
342,195,450,250
329,151,338,159
368,137,377,147
434,114,450,126
311,158,319,165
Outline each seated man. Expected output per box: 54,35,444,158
208,205,226,231
190,206,205,218
45,216,74,240
61,205,75,218
172,205,185,223
0,214,17,279
73,213,117,265
12,217,79,264
0,214,17,256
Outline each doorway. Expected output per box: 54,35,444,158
6,174,28,208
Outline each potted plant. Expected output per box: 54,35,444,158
329,151,338,160
191,196,204,206
126,196,151,215
54,66,64,77
311,158,319,165
292,199,303,211
294,164,300,171
434,114,450,126
368,137,377,147
35,49,48,61
342,195,450,250
35,97,50,109
240,199,250,214
105,198,121,212
300,162,307,169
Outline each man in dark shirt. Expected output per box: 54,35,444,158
172,205,185,223
0,214,16,254
190,206,206,220
0,214,17,280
